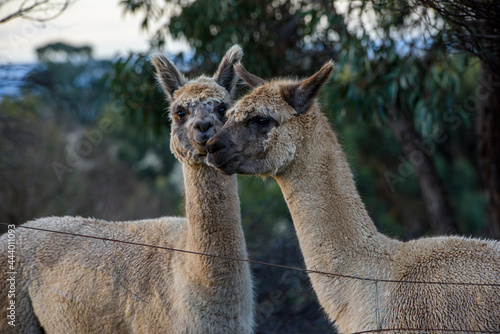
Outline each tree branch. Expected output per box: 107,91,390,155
0,0,73,24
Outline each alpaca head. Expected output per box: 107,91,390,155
152,45,243,165
207,61,333,175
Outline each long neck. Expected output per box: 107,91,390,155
182,163,247,271
275,112,391,275
180,163,252,331
274,112,397,329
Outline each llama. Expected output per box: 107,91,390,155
206,62,500,333
0,45,254,334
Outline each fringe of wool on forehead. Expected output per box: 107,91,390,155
172,77,230,107
228,84,296,124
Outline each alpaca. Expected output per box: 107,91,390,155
0,45,253,334
206,62,500,333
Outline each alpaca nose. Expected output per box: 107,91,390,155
194,119,213,135
206,136,226,154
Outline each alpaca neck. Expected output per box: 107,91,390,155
182,163,247,271
275,112,391,275
177,164,252,331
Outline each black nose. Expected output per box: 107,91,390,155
206,136,226,154
194,119,213,134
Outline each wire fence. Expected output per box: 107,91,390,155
1,221,499,334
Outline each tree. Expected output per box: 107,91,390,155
121,0,340,77
107,52,170,138
328,1,468,235
0,0,74,24
414,0,500,236
24,42,109,124
36,42,92,63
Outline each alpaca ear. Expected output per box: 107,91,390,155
234,63,267,88
280,61,334,115
151,53,187,101
213,45,244,94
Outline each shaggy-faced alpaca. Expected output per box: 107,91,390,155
0,45,253,334
207,62,500,333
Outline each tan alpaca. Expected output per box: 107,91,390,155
206,62,500,333
0,45,254,334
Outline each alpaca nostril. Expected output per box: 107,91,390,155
206,137,226,154
194,120,213,134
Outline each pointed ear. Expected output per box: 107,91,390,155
234,63,266,88
151,53,187,101
213,45,244,94
280,61,334,115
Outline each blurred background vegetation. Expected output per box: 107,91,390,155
1,0,499,332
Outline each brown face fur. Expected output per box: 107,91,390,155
169,79,230,164
206,83,298,175
152,45,243,165
207,61,334,175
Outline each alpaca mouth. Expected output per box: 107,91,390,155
193,137,213,155
206,153,239,175
194,130,215,145
193,134,213,152
206,152,225,168
194,142,208,155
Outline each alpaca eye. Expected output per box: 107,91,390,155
252,117,271,127
175,108,187,119
215,104,227,120
215,104,227,115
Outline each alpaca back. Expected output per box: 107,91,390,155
385,236,500,329
0,216,191,333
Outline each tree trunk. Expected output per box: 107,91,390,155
388,109,458,235
476,64,500,238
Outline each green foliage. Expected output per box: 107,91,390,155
118,0,471,137
328,48,470,135
120,0,340,77
107,53,171,139
446,157,487,235
338,121,410,237
165,0,322,76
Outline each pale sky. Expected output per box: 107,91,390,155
0,0,189,64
